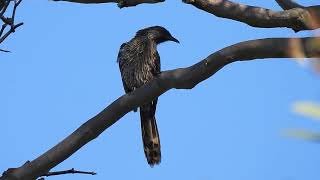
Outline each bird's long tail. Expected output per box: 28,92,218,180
140,102,161,166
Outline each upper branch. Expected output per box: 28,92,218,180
183,0,320,32
52,0,165,8
275,0,304,10
1,37,320,180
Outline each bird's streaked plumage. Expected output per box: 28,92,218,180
117,26,179,166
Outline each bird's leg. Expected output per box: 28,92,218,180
132,87,138,112
154,71,162,76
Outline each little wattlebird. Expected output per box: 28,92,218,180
117,26,179,166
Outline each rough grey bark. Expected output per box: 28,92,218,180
53,0,164,8
1,37,320,180
183,0,320,32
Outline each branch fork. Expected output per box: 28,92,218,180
0,0,23,52
183,0,320,32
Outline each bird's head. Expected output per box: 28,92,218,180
136,26,179,44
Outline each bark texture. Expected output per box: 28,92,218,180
1,37,320,180
183,0,320,32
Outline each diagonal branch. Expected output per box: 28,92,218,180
1,37,320,180
275,0,304,10
52,0,165,8
183,0,320,32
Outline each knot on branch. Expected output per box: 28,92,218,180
1,17,12,25
1,168,19,180
290,6,320,32
0,161,33,180
291,8,312,32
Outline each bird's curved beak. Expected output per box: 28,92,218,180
169,36,180,44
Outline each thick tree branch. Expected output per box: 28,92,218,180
52,0,165,8
275,0,304,10
1,37,320,180
183,0,320,32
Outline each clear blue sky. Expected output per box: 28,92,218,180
1,0,320,179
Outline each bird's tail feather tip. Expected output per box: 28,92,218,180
140,109,161,166
145,145,161,166
147,156,161,167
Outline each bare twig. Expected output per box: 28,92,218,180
11,0,23,30
1,37,320,180
275,0,304,10
0,0,5,11
1,0,10,15
41,168,96,177
183,0,320,32
0,22,23,44
0,48,10,52
0,0,12,26
0,24,7,37
52,0,165,8
0,0,23,52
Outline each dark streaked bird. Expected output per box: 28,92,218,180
117,26,179,166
